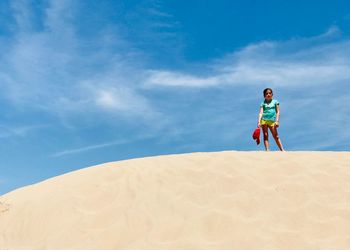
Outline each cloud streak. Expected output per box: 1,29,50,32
0,124,48,139
144,28,350,88
51,133,156,157
1,0,159,127
51,139,131,157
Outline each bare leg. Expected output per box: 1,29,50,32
261,125,270,151
269,125,285,151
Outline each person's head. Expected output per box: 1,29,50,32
263,88,273,101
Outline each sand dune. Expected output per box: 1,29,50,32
1,151,350,249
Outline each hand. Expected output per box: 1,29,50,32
257,122,261,127
274,121,279,128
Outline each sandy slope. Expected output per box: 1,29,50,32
1,151,350,250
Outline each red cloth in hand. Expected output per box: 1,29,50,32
252,127,261,145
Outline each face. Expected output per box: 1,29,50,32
264,90,273,101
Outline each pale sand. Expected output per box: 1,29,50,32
1,151,350,250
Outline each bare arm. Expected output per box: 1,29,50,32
275,104,280,126
258,107,263,126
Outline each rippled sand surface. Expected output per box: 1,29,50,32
1,152,350,249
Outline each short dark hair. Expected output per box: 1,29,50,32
263,88,273,96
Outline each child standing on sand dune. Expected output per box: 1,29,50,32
258,88,285,151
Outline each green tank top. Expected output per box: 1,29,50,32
260,99,279,121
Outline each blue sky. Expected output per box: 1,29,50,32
1,0,350,194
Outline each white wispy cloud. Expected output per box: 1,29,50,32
51,139,130,157
0,124,48,138
51,133,156,157
94,87,149,113
144,27,350,88
144,70,222,88
11,0,36,32
1,0,159,126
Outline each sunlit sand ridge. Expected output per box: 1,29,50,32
1,151,350,249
